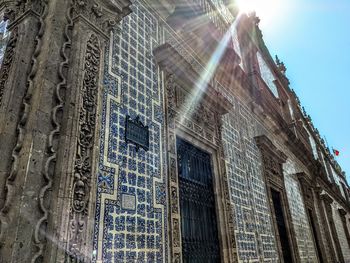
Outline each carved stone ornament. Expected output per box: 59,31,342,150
66,34,101,261
72,0,132,34
2,0,44,23
173,218,180,247
0,27,18,106
255,135,287,178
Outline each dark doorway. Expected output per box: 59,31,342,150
270,188,293,263
308,209,324,263
177,138,220,263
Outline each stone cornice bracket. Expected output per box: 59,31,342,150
338,208,347,216
153,44,233,115
320,193,333,205
255,135,287,164
72,0,132,36
296,172,316,208
255,135,287,188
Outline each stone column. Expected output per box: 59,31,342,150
0,0,44,220
0,0,131,262
321,193,345,263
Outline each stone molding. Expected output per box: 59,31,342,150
64,34,101,262
71,0,131,37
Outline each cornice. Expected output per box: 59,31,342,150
71,0,132,35
317,179,350,213
255,135,287,163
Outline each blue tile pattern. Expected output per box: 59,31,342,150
222,102,279,262
92,2,167,262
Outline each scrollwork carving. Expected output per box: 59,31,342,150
173,218,180,247
65,34,101,261
171,186,179,213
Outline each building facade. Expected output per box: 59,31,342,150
0,0,349,262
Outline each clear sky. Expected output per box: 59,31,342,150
252,0,350,181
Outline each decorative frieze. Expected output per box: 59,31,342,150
2,0,43,24
72,0,132,35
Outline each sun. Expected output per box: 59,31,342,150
236,0,284,25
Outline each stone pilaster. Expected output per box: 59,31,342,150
0,0,131,262
297,174,329,262
338,208,350,250
321,193,345,263
0,0,43,221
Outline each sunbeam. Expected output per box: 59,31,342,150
177,17,242,127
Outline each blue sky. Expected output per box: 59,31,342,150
255,0,350,181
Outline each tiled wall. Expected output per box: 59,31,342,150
89,1,348,262
283,160,317,262
92,2,167,262
221,100,279,262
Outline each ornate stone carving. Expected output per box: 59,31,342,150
166,73,176,109
171,186,178,213
72,0,132,34
169,156,177,182
173,218,180,247
255,135,287,180
65,34,100,261
168,133,176,154
173,253,180,263
275,55,286,75
0,27,18,106
3,0,44,23
262,154,282,177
